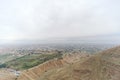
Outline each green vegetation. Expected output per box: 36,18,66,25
0,54,19,65
1,53,63,70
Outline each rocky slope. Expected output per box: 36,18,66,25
17,59,65,80
17,52,89,80
17,46,120,80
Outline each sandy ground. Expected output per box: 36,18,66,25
0,68,17,80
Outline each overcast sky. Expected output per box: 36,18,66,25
0,0,120,43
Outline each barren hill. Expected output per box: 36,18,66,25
17,46,120,80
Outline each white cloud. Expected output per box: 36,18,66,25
0,0,119,41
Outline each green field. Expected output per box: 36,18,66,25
0,53,63,70
0,54,19,65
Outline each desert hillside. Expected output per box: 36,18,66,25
17,46,120,80
0,69,16,80
16,52,89,80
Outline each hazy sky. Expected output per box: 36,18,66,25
0,0,120,42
